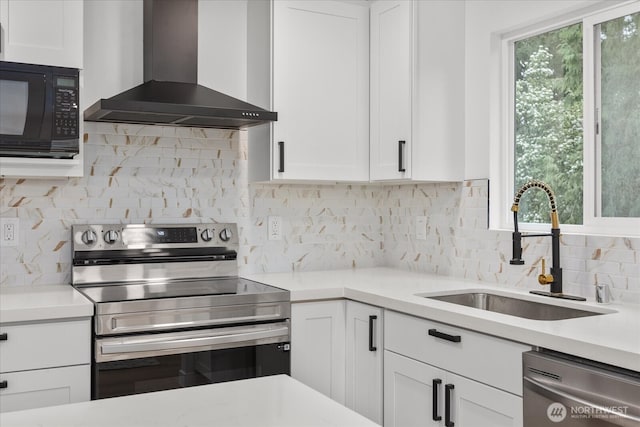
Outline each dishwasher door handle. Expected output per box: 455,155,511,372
524,376,640,425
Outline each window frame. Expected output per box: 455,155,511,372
489,0,640,237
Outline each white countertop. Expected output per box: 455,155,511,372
0,285,93,323
0,375,378,427
244,267,640,372
1,268,638,371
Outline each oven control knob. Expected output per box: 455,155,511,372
103,230,120,245
81,230,98,245
201,229,214,242
219,228,233,242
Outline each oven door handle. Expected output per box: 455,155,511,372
524,376,640,425
99,324,289,358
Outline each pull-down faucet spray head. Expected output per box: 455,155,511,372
509,180,559,265
511,180,559,229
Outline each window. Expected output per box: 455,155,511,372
492,2,640,236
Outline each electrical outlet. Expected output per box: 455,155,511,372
415,216,427,240
268,216,282,241
1,218,19,247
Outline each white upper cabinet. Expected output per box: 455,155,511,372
248,0,370,182
0,0,83,69
370,0,413,180
370,0,464,182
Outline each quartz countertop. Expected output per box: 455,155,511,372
1,268,637,371
244,267,640,372
0,375,378,427
0,285,93,323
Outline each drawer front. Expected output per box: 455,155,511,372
0,319,91,373
384,310,530,395
0,365,90,413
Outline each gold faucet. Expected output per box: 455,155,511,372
509,180,586,301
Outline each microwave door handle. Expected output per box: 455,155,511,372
100,325,289,355
524,377,640,425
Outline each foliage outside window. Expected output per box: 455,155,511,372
514,23,583,225
510,5,639,231
598,13,640,218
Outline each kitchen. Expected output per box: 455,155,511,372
1,0,639,426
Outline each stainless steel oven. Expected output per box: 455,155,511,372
71,223,290,400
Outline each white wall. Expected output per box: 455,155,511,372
198,0,248,100
82,0,144,109
463,0,605,180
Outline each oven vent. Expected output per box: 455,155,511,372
528,367,562,382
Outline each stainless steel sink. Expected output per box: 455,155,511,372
423,292,607,320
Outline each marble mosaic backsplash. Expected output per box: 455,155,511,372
1,123,638,304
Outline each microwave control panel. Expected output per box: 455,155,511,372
53,75,79,139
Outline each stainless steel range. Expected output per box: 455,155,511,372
71,223,290,400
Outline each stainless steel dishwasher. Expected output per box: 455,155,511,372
523,350,640,426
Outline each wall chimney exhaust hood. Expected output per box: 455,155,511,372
84,0,276,129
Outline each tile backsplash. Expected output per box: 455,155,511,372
1,124,638,304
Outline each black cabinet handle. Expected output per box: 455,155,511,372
368,315,377,352
432,378,442,421
0,380,7,389
445,383,454,427
428,328,461,343
278,141,285,173
0,333,7,341
398,140,406,172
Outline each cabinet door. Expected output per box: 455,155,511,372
345,301,383,424
384,350,442,427
291,300,346,404
411,0,465,182
0,319,91,373
0,365,90,413
370,0,413,181
272,0,369,181
446,371,523,427
0,0,83,68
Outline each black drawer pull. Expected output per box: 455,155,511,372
278,141,285,173
368,315,377,352
0,380,7,389
432,378,442,421
428,329,461,343
398,140,406,172
0,333,7,341
445,383,455,426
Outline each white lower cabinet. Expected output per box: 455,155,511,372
292,303,527,426
291,300,384,423
384,351,522,427
0,319,91,412
291,301,346,404
384,310,528,427
345,301,384,424
0,365,90,413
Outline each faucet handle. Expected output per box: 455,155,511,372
538,259,554,285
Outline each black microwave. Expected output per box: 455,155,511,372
0,61,80,159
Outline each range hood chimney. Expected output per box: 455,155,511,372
84,0,276,129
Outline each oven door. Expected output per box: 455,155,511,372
93,322,290,399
